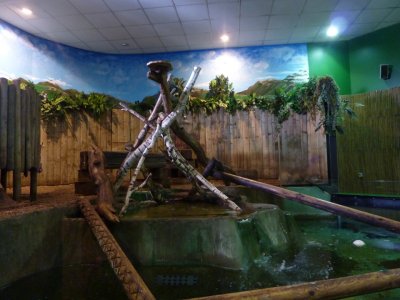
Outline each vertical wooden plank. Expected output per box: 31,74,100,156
0,78,8,169
242,111,250,171
59,118,68,185
38,121,47,186
254,109,263,178
25,88,32,173
13,79,22,199
216,110,224,161
230,111,239,171
307,113,328,183
235,111,244,170
7,83,15,171
20,89,27,176
199,112,206,155
32,92,41,170
30,89,40,196
44,122,54,185
71,112,82,180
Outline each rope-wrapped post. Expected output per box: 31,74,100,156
79,198,155,300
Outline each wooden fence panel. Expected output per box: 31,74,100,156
9,108,328,187
338,88,400,195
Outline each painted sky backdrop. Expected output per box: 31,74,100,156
0,20,309,102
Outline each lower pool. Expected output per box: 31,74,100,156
1,187,399,300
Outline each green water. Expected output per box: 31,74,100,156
131,217,400,299
1,187,400,300
2,217,399,300
0,263,126,300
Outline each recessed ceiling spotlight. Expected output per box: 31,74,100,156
21,7,33,16
326,25,339,37
121,43,129,46
220,34,229,43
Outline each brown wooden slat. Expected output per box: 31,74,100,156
6,83,15,171
0,78,8,169
12,80,22,199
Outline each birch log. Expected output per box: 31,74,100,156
113,66,201,193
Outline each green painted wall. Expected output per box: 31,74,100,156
348,23,400,94
307,41,351,95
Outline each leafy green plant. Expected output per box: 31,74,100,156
205,74,236,113
183,74,353,135
36,82,117,121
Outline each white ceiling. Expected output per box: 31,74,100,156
0,0,399,54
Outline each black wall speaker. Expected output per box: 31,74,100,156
380,64,392,80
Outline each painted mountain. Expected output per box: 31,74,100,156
237,79,283,96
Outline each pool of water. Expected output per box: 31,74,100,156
0,263,126,300
1,195,400,299
4,215,398,300
133,216,400,299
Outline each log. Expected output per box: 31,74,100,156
87,145,119,222
191,268,400,300
20,88,27,175
7,83,15,170
171,120,209,167
0,78,8,169
217,172,400,234
79,198,155,300
24,88,32,173
33,92,41,170
13,80,22,200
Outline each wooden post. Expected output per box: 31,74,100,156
218,172,400,234
0,169,6,189
20,89,27,176
0,78,8,169
33,92,41,173
29,169,37,201
7,83,15,171
191,268,400,300
25,87,32,175
13,80,22,200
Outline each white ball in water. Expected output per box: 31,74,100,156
353,240,366,247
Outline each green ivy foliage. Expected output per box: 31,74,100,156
36,82,118,121
184,74,354,135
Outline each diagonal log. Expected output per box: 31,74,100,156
190,268,400,300
120,123,162,216
79,198,155,300
130,92,163,150
216,172,400,234
113,66,201,194
162,131,241,211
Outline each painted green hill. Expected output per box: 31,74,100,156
237,79,283,96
